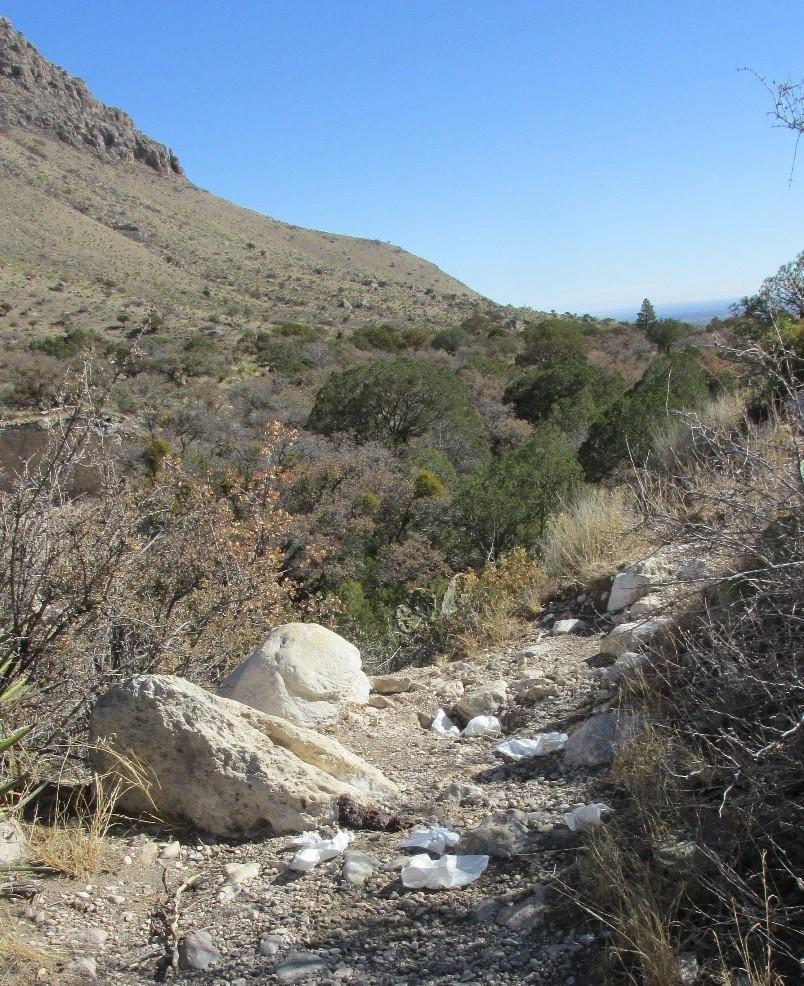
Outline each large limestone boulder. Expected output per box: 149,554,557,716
217,623,370,727
89,675,397,836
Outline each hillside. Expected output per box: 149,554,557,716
0,17,480,350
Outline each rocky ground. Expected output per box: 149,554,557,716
3,612,631,986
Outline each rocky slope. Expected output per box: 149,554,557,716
0,19,481,351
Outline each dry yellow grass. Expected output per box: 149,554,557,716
0,911,49,986
25,774,120,880
541,486,644,585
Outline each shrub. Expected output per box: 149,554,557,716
441,548,548,657
413,469,446,499
30,328,97,360
579,351,713,480
452,426,583,562
504,355,625,442
516,317,586,366
351,323,403,352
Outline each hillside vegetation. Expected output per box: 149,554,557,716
0,18,802,986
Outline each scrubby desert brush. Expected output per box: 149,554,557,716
443,547,548,658
541,486,644,587
0,367,296,754
570,345,802,984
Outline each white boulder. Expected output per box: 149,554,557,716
607,559,666,612
217,623,370,727
89,675,397,836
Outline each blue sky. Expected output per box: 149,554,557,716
5,1,804,313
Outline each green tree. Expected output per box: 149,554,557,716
515,318,586,367
453,427,583,562
645,317,691,354
579,350,712,481
504,355,625,444
308,358,485,454
635,298,657,332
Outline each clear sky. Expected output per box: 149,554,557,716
4,1,804,314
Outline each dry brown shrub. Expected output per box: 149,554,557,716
0,912,49,986
444,547,548,658
570,363,803,984
25,773,120,880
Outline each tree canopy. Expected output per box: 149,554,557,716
452,426,583,562
307,358,486,465
515,318,586,367
503,355,625,445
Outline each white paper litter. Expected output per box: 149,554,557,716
430,708,460,736
400,853,489,890
287,829,353,871
461,715,502,738
401,825,460,855
563,803,611,831
496,732,568,760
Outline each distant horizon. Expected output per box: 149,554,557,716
584,296,739,323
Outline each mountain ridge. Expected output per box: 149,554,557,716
0,18,482,346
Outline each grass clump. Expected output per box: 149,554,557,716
541,486,642,585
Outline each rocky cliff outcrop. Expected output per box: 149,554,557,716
0,18,182,176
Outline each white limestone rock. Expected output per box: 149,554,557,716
217,623,369,727
89,675,397,837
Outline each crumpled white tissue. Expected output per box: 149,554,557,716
288,829,353,871
401,852,489,889
401,825,460,855
563,803,611,831
462,715,502,738
430,708,460,736
496,732,568,759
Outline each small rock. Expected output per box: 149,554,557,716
552,619,587,636
67,956,97,979
179,930,222,971
139,840,159,865
370,675,412,695
494,887,547,930
0,820,26,866
461,810,537,858
258,933,286,957
83,927,108,949
564,711,643,768
159,841,181,860
368,695,396,710
432,678,465,702
457,679,508,720
224,861,260,885
342,850,379,887
276,951,329,983
600,618,672,657
437,781,487,805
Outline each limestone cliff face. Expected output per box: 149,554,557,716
0,17,182,177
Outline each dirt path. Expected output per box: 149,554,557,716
11,626,608,986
